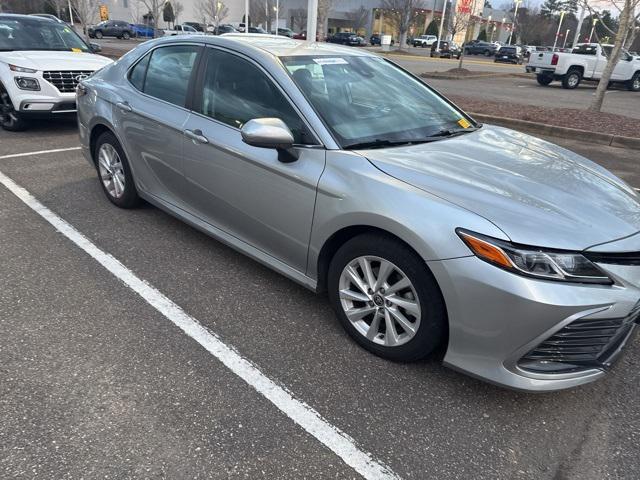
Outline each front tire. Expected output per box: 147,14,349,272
93,131,140,208
122,31,130,40
627,72,640,92
0,84,27,132
328,233,447,362
562,69,582,89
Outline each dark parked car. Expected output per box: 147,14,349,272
369,33,394,46
464,40,497,56
430,41,461,59
248,26,267,34
271,27,295,37
494,45,524,64
209,24,238,35
183,21,205,32
327,32,365,46
88,20,135,39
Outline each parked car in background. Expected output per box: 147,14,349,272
412,34,437,47
271,27,295,37
88,20,135,39
0,13,112,131
248,26,268,34
494,45,523,64
208,24,238,35
464,40,498,56
430,41,461,59
327,32,365,46
370,33,394,46
527,43,640,90
163,24,199,36
130,23,158,38
78,34,640,392
183,22,205,32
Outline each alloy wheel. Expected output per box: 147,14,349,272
568,74,579,87
98,143,126,198
338,256,421,347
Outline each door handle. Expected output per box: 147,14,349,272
184,129,209,144
116,102,132,113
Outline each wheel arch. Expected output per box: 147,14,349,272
567,65,584,76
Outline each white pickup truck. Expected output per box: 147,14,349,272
163,24,199,36
526,43,640,91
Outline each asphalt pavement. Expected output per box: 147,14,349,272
1,118,639,479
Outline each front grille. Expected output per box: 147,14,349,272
43,70,93,93
518,302,640,374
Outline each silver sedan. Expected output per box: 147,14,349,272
77,34,640,391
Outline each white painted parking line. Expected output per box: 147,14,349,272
0,168,399,480
0,147,81,160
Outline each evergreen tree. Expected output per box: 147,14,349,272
477,28,487,41
425,18,440,35
163,1,175,27
540,0,561,17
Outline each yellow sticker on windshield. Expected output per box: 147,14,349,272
71,48,82,52
458,118,471,129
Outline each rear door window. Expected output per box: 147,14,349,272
143,45,200,107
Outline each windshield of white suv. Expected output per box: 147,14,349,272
0,17,90,52
281,55,478,149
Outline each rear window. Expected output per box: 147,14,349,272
501,47,516,54
572,44,597,55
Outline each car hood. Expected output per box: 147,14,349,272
0,51,113,72
362,125,640,251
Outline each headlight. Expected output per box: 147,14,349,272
457,229,612,285
14,77,40,91
9,64,37,73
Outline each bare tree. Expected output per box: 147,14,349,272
346,5,370,33
138,0,163,37
174,0,184,25
382,0,425,50
291,8,307,32
452,0,480,68
249,0,274,30
197,0,228,28
72,0,99,38
585,0,640,111
47,0,66,19
317,0,334,40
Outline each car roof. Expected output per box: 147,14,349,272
0,13,53,23
214,34,375,58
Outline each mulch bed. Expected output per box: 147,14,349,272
448,95,640,139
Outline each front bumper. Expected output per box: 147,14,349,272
429,256,639,391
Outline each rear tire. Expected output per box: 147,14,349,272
484,50,491,56
328,233,447,362
0,84,27,132
122,31,130,40
627,72,640,92
95,30,103,39
562,69,582,89
536,74,553,86
93,131,140,209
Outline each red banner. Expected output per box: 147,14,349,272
457,0,472,14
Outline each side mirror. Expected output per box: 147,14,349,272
90,43,102,53
241,118,298,162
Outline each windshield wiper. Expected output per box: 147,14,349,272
343,139,437,150
428,126,481,138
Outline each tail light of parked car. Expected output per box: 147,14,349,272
551,53,559,65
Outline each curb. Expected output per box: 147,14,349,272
421,72,530,80
469,113,640,151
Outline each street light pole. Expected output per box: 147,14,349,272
436,0,448,53
563,28,570,48
552,10,566,50
67,0,74,25
507,0,521,45
306,0,318,42
244,0,249,32
274,0,279,34
588,18,598,43
572,6,585,48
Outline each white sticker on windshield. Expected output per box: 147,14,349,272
313,57,349,65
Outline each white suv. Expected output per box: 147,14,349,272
0,14,113,131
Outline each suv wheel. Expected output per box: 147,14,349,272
483,50,492,56
562,69,582,89
122,31,130,40
328,233,447,362
95,30,103,39
93,131,140,208
0,84,27,131
627,72,640,92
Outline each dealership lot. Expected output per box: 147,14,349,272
1,121,640,479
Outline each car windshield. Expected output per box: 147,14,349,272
281,55,477,148
0,17,90,52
